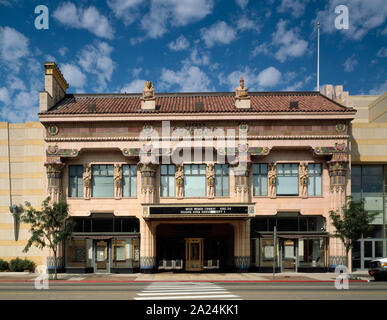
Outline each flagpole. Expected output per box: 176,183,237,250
317,22,320,92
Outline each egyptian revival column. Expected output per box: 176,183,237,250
45,162,65,204
139,163,157,272
327,152,349,270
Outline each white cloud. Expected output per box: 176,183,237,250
377,47,387,58
369,79,387,95
58,47,68,57
251,43,269,57
140,0,214,39
78,42,115,91
61,63,87,88
343,55,358,72
120,79,146,93
236,14,261,32
0,87,10,105
272,20,308,62
257,66,282,87
277,0,308,18
220,66,282,91
107,0,143,25
200,21,237,47
235,0,248,10
168,35,190,51
160,64,213,92
187,47,210,66
132,67,142,77
0,26,29,65
53,2,114,39
316,0,387,40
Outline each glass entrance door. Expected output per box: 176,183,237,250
185,238,204,271
94,240,110,272
280,239,297,272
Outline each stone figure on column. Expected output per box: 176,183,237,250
206,163,215,198
235,77,248,98
175,164,184,198
83,164,91,199
268,163,276,198
114,164,122,199
142,81,155,100
299,162,308,198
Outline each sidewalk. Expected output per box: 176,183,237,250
0,271,372,283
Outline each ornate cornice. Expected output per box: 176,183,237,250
45,135,349,143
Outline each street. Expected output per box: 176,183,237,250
0,281,387,300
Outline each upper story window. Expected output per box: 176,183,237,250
122,164,137,197
253,164,268,196
308,163,322,196
69,165,83,198
92,165,114,198
184,164,206,197
276,163,299,196
160,164,175,197
215,164,229,196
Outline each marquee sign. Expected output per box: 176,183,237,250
143,204,254,218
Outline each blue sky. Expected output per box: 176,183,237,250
0,0,386,122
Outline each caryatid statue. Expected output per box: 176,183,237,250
235,77,248,98
299,162,308,198
268,163,277,198
83,164,91,199
114,164,122,198
142,81,155,100
206,163,215,198
175,164,184,198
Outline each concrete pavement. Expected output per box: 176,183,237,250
0,270,372,283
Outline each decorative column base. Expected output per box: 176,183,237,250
140,256,157,273
234,256,251,272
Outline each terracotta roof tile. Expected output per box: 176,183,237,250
40,92,355,115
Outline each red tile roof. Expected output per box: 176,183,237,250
40,92,355,115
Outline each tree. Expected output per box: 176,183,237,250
329,197,377,273
19,197,74,280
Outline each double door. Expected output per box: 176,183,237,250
185,238,204,271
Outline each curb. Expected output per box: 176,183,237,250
0,279,369,283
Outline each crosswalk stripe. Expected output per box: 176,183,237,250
134,281,242,300
138,291,229,296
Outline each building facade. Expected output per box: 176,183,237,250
3,62,385,273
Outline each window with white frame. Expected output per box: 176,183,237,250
276,163,299,196
184,164,206,197
69,165,83,198
253,163,268,196
160,164,175,197
122,164,137,197
308,163,322,196
92,165,114,198
215,164,229,196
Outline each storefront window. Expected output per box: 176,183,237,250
184,164,206,197
298,239,326,268
92,165,114,198
122,164,137,197
253,164,268,196
69,165,83,198
160,164,175,197
276,163,299,196
215,164,229,196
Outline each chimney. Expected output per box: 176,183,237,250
141,81,156,110
39,62,69,113
320,84,353,107
235,77,250,109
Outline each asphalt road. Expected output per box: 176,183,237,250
0,281,387,300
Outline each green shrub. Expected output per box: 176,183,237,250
9,257,36,272
0,259,9,271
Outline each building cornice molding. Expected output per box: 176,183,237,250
44,135,350,142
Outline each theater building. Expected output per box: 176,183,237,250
33,62,360,273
